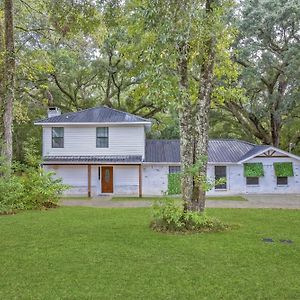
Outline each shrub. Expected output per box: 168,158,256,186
151,198,231,233
21,169,68,209
167,173,181,195
0,176,25,214
0,166,68,215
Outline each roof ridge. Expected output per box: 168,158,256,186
35,106,152,124
146,139,179,142
209,138,256,145
104,106,150,122
146,138,258,145
40,106,96,121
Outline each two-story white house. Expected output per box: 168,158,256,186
35,106,300,197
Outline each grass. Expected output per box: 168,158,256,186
1,207,300,299
207,195,247,201
60,196,91,201
112,195,247,201
112,196,178,201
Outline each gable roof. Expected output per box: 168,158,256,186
239,145,300,163
144,139,300,163
34,106,151,125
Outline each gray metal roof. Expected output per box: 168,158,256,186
35,106,151,124
43,155,142,163
238,145,270,162
145,139,268,163
145,140,181,163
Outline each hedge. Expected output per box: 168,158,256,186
273,162,294,177
244,163,264,177
168,173,181,195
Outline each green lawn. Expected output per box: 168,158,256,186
207,195,247,201
1,207,300,299
60,196,91,201
112,195,247,201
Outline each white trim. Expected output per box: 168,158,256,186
142,162,238,165
34,121,152,126
42,162,141,165
238,146,300,163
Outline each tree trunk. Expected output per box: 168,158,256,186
0,17,4,138
177,42,195,206
2,0,15,169
193,0,216,212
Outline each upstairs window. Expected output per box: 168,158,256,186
277,176,288,186
96,127,109,148
169,166,181,174
215,166,227,190
246,177,259,185
52,127,64,148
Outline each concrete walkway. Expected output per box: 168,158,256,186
60,194,300,209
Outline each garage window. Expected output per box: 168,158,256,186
215,166,227,190
277,176,288,186
169,166,181,174
246,177,259,185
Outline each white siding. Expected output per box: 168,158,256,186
142,157,300,196
242,156,300,194
114,166,139,195
142,165,169,196
44,165,98,196
43,125,145,158
207,156,300,195
44,165,140,196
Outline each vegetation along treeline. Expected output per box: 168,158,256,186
0,0,299,215
0,0,299,162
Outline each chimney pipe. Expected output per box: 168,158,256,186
48,107,61,118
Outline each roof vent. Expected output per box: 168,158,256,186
48,107,61,118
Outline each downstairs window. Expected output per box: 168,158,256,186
277,176,288,186
246,177,259,185
215,166,227,190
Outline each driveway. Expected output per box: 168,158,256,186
207,194,300,209
60,194,300,209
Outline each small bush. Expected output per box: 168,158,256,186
151,198,231,233
0,167,68,215
0,176,25,214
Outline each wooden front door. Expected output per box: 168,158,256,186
101,166,113,193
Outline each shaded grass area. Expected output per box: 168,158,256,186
207,195,247,201
60,196,91,201
1,207,300,299
112,195,247,201
112,196,178,201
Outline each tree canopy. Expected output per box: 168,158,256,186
0,0,299,166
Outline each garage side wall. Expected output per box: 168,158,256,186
142,165,169,196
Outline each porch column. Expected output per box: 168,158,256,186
87,165,91,198
139,164,142,198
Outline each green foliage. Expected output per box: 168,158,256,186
0,160,69,214
223,0,300,148
244,163,264,177
151,198,230,233
167,173,181,195
273,162,294,177
0,176,25,214
166,157,227,198
184,157,226,192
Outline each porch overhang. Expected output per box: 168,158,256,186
42,155,143,165
42,156,143,198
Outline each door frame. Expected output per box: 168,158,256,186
100,166,114,194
